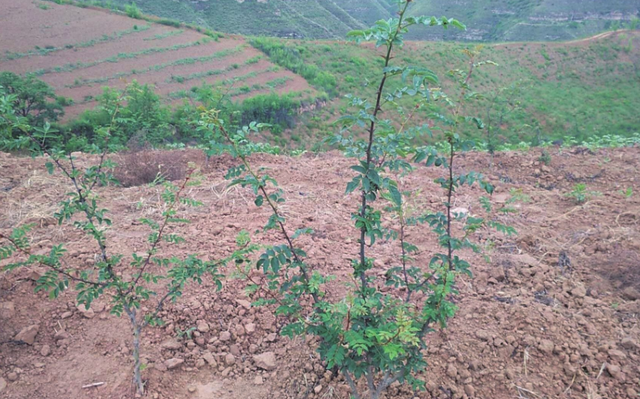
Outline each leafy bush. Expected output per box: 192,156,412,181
203,29,222,40
0,90,256,395
565,183,601,204
124,1,141,19
157,18,182,28
0,72,69,126
93,81,172,146
236,92,327,132
200,3,514,398
58,81,176,149
44,79,321,150
538,149,551,165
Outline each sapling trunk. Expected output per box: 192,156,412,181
356,2,406,293
125,305,145,395
446,138,455,264
343,372,361,399
349,3,408,396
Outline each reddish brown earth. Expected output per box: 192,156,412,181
0,27,204,75
41,39,246,93
51,50,270,99
0,0,139,53
1,146,639,399
0,1,314,120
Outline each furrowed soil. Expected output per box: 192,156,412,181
1,146,639,399
0,0,313,120
0,0,139,53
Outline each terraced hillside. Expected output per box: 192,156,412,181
0,0,313,119
104,0,640,41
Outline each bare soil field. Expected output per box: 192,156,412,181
46,41,253,99
0,0,313,120
1,146,639,399
52,49,269,97
0,0,139,54
0,26,203,75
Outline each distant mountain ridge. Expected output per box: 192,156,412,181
109,0,640,41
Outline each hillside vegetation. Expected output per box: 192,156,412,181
2,0,639,150
264,30,640,147
103,0,640,41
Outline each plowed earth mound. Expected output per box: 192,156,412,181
0,147,639,399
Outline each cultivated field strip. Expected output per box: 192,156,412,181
232,74,312,101
64,59,312,118
29,36,229,80
57,50,279,115
59,52,270,114
0,0,314,121
0,0,139,54
1,24,154,63
167,71,302,100
65,47,252,88
39,39,245,91
0,26,202,74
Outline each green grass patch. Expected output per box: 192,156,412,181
250,37,338,97
143,29,184,41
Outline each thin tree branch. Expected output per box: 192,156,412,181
343,370,362,399
357,0,411,296
217,123,319,304
0,233,106,287
24,132,111,265
126,170,193,296
376,370,402,397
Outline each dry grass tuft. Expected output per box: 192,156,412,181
113,149,206,188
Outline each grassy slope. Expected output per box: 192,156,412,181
106,0,375,38
336,0,394,26
268,31,640,148
407,0,541,41
503,0,640,41
103,0,640,41
408,0,640,41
